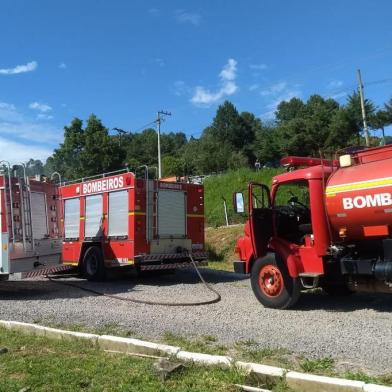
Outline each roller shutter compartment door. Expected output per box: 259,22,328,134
30,192,48,239
85,194,103,238
64,198,80,239
108,190,128,237
157,190,186,238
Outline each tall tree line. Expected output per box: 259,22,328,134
20,93,392,180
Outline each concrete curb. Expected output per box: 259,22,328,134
0,320,99,342
236,361,285,385
286,371,365,392
1,320,392,392
177,350,232,367
98,335,180,357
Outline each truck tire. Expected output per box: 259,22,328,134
82,246,106,281
251,253,301,309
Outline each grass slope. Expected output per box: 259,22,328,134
205,225,245,271
204,168,282,227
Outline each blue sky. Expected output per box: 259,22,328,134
1,0,392,163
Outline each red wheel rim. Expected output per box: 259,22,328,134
258,265,284,297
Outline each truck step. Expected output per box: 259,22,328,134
298,273,321,289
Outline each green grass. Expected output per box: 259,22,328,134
300,357,335,374
0,327,246,392
204,167,282,227
162,332,227,356
3,326,392,392
204,225,245,271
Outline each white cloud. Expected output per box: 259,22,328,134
249,63,268,70
260,81,287,96
0,61,37,75
219,58,237,81
172,80,190,96
191,58,238,106
29,101,52,113
37,113,54,120
175,10,201,26
58,62,67,69
261,85,302,119
249,84,259,92
327,80,343,89
0,102,23,122
0,136,53,163
0,101,61,147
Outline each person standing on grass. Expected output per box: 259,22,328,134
255,159,261,171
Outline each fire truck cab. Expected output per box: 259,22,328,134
60,169,207,280
234,148,392,309
0,168,62,280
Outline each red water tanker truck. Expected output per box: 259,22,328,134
233,145,392,309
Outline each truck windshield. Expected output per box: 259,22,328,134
274,181,311,244
274,181,309,208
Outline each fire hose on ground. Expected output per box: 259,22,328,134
46,253,221,306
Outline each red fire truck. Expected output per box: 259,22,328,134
0,168,63,280
59,169,207,280
233,145,392,309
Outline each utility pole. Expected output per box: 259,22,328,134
156,110,171,179
113,127,127,147
357,69,370,147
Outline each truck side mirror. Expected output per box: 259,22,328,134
233,192,245,213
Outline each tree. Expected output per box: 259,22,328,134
326,108,358,150
253,125,280,164
205,101,255,151
275,98,306,123
275,95,345,156
47,114,125,180
346,91,376,143
162,156,185,177
369,110,391,145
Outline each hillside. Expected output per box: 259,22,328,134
203,167,282,227
205,225,245,271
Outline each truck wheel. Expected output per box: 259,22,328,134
82,246,106,281
251,253,301,309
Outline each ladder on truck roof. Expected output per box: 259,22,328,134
0,163,34,250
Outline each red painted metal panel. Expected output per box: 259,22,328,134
363,225,389,237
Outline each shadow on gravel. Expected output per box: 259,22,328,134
294,290,392,313
0,268,248,301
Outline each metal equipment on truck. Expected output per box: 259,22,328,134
233,145,392,309
59,169,207,280
0,167,63,280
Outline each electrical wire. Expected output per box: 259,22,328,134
46,253,221,307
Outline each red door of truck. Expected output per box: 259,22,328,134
248,182,273,259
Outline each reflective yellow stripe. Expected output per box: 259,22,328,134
128,211,146,216
326,177,392,195
63,262,78,266
187,214,204,218
80,216,85,220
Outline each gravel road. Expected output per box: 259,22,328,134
1,268,392,373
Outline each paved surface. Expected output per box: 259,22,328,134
1,268,392,373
